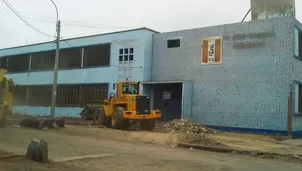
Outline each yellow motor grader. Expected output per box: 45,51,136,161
0,69,14,126
80,78,161,131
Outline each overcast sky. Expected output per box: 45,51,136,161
0,0,301,49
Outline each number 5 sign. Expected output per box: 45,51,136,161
201,37,222,65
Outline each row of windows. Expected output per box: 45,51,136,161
0,45,137,73
0,44,112,73
13,84,108,107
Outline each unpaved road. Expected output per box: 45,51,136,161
0,125,302,171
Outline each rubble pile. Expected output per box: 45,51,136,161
7,113,65,129
156,119,217,135
155,119,223,147
6,113,33,125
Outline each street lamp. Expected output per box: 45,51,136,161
49,0,60,118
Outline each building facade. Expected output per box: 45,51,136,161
0,28,157,117
149,17,302,138
1,17,302,138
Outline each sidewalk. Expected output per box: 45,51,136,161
206,132,302,155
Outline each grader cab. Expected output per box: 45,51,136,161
81,79,161,131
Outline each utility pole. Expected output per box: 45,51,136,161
50,20,60,118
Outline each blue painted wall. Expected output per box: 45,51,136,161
0,28,156,117
152,17,297,135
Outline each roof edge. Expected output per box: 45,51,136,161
0,27,159,51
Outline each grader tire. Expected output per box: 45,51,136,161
111,107,129,130
140,119,155,131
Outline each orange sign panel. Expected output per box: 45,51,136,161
201,37,222,65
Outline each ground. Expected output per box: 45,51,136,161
0,123,302,170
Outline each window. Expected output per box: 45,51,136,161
167,39,180,48
27,86,52,106
295,83,302,114
0,57,7,69
31,50,55,71
122,83,138,94
299,29,302,57
299,85,302,113
83,44,110,67
295,28,302,57
13,86,27,106
13,83,109,107
7,54,30,72
79,84,108,106
119,48,134,62
59,48,82,69
57,85,80,107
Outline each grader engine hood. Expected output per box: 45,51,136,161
135,95,151,115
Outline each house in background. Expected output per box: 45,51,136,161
0,28,157,117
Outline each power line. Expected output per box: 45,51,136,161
2,0,54,38
0,7,136,29
61,38,73,47
241,8,251,22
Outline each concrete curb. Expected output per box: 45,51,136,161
0,155,24,160
177,142,302,158
51,153,115,163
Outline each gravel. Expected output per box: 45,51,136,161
155,119,223,147
155,119,217,135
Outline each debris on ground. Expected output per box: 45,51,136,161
6,113,32,125
155,119,217,134
7,113,65,129
155,119,223,147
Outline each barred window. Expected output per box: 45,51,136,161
56,85,80,107
13,84,108,107
13,86,27,105
27,86,52,106
80,84,108,106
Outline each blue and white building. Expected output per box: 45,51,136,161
1,17,302,138
0,28,157,117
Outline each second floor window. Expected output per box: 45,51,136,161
119,48,134,62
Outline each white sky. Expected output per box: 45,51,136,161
0,0,301,49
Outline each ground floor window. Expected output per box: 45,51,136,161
13,83,108,107
295,83,302,114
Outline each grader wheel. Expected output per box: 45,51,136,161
111,107,129,130
140,119,155,131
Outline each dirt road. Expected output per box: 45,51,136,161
0,125,302,171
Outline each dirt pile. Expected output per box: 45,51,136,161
155,119,217,134
155,119,223,147
6,113,65,129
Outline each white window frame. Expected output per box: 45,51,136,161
118,48,134,62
